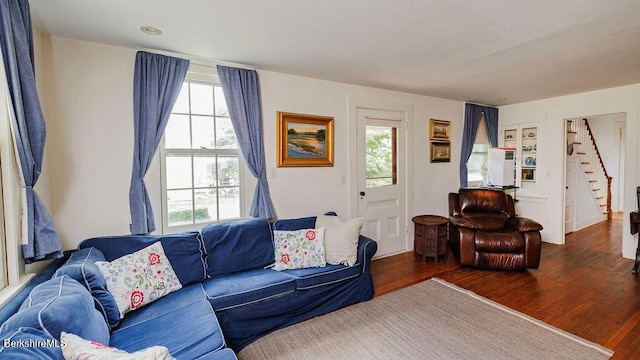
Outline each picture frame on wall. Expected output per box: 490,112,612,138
276,111,334,167
429,119,451,141
430,142,451,163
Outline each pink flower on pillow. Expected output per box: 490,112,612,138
148,252,161,265
306,230,316,241
281,253,290,264
130,290,144,310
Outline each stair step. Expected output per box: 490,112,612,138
573,141,582,145
568,131,577,134
581,161,590,165
577,152,586,155
600,204,606,207
593,188,601,192
585,171,593,174
596,196,604,199
589,180,597,183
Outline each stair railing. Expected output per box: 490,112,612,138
569,118,612,219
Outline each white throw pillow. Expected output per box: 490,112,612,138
273,228,326,270
96,242,182,318
61,332,174,360
316,215,365,266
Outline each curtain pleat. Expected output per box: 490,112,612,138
129,51,189,235
217,65,276,219
0,0,62,262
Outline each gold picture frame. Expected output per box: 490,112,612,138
430,142,451,163
277,112,334,167
429,119,451,141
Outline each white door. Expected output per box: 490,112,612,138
356,108,407,257
565,158,577,234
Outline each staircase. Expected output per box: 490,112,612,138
567,118,612,219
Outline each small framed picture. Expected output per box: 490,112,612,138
429,119,451,141
430,142,451,163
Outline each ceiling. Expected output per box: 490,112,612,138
29,0,640,106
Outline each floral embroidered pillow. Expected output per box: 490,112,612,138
96,242,182,318
61,332,175,360
273,228,326,270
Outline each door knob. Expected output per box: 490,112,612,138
359,191,366,197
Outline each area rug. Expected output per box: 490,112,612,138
238,278,613,360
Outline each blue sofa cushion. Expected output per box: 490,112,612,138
272,216,316,231
271,212,337,231
202,218,274,277
194,348,238,360
53,247,120,330
110,300,225,359
202,269,296,311
118,283,207,326
283,263,362,290
0,276,109,344
0,327,62,359
79,232,207,286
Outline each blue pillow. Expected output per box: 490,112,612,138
201,218,274,277
0,276,109,344
78,232,207,286
0,327,62,359
53,247,120,330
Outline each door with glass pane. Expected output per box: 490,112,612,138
356,108,407,257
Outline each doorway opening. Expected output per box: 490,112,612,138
563,113,626,245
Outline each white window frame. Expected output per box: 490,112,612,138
0,60,36,305
159,67,245,234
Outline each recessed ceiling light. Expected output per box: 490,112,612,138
497,97,507,102
140,26,162,35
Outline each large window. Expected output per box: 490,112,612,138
161,72,243,232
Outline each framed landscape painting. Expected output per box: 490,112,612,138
429,119,451,141
277,112,334,167
430,142,451,162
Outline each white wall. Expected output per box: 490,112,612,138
43,36,465,250
44,37,137,249
499,85,640,259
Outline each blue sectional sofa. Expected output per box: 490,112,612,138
0,216,377,359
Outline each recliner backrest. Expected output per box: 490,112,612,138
458,189,509,216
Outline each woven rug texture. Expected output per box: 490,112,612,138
238,278,613,360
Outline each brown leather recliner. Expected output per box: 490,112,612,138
448,188,543,270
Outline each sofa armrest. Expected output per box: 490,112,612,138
357,235,378,274
506,217,543,232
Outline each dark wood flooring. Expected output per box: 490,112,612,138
370,214,640,359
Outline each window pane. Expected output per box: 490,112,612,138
217,156,239,187
173,83,189,114
167,189,193,226
194,189,216,224
193,155,216,188
215,117,238,149
165,114,191,149
214,86,228,116
192,115,215,149
365,126,396,188
166,155,192,189
219,188,240,220
190,83,213,115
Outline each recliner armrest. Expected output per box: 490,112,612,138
449,216,481,229
506,217,543,232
